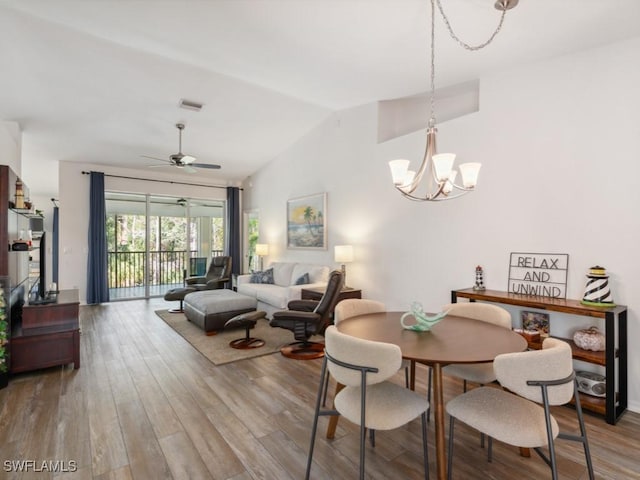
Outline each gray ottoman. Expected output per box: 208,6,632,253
183,289,257,334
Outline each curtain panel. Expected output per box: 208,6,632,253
87,171,110,304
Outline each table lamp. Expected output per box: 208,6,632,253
255,243,269,271
334,245,353,288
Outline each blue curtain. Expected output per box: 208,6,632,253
226,187,241,275
87,171,110,304
52,206,59,284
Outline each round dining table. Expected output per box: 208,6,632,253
334,311,528,480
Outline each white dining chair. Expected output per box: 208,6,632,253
446,337,594,480
306,325,430,480
441,302,513,389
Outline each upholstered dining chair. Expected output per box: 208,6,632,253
446,338,594,480
325,299,413,443
440,302,512,390
269,270,343,359
327,299,411,401
306,325,430,480
185,255,232,291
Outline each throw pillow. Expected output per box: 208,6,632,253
250,268,274,284
295,272,310,285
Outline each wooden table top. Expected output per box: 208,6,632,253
337,311,528,365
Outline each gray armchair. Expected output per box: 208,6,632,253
270,270,344,359
185,256,232,291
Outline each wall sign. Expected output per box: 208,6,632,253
508,252,569,298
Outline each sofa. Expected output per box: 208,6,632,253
236,262,331,318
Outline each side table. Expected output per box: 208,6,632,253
301,286,362,303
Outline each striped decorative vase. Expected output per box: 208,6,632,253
581,266,615,307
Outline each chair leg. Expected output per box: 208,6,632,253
405,366,410,389
575,394,595,480
559,382,595,480
488,436,493,463
322,373,330,406
421,412,430,480
359,422,366,480
540,387,559,480
305,357,329,480
447,416,455,480
369,428,375,447
427,366,432,423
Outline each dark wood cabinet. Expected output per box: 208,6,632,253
451,288,627,425
10,289,80,373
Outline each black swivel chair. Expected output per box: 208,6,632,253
185,255,232,291
269,270,344,360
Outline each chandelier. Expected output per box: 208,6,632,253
389,0,518,201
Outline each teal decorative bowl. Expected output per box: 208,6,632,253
400,302,448,332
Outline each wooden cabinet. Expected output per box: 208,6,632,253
11,289,80,373
1,166,79,375
451,288,627,425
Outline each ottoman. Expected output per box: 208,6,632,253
164,286,197,313
183,289,257,334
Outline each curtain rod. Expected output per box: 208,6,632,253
81,170,241,190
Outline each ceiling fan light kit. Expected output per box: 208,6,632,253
389,0,517,202
142,123,221,173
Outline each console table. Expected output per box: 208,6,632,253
10,289,80,373
452,288,627,425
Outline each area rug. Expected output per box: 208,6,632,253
155,309,301,365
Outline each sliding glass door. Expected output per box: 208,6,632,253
106,192,225,300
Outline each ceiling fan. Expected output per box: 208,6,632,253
142,123,221,173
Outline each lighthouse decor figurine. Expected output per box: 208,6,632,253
473,265,486,291
581,265,615,307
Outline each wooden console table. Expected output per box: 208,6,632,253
452,288,627,425
10,289,80,373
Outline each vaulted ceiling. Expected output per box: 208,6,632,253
1,0,639,196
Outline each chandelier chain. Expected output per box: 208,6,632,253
435,0,508,52
429,0,436,124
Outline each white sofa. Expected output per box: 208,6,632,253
237,262,331,318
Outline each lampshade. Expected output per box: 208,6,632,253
334,245,354,263
255,243,269,256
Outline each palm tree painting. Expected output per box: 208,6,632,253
287,193,327,249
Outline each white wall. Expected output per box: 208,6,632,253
58,161,229,303
0,121,22,176
244,37,640,412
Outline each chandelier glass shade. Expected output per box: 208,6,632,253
389,0,517,202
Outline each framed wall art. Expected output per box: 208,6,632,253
287,192,327,250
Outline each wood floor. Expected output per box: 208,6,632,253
0,299,638,480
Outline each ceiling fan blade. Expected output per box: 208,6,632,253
148,164,173,168
191,163,221,170
141,154,171,163
183,165,198,174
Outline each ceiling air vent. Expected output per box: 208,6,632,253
179,99,204,112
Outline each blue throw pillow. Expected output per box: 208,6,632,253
295,272,310,285
250,267,274,284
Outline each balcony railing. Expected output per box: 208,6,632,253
108,249,224,289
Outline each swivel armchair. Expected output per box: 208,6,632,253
269,270,344,359
185,255,232,291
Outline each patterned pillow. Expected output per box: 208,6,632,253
250,268,275,284
295,272,310,285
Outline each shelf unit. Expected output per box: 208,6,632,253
451,288,627,425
